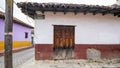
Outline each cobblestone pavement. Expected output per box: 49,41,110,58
0,48,34,68
18,58,120,68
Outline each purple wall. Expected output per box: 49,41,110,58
0,19,4,41
13,22,31,41
0,18,32,41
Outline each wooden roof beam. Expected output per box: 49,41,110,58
114,13,118,16
102,12,107,16
74,7,79,15
74,11,78,15
83,11,87,15
92,12,96,15
117,14,120,17
53,4,57,14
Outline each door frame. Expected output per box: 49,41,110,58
53,25,75,49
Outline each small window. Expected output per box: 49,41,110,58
25,32,28,38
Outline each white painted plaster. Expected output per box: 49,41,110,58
35,12,120,44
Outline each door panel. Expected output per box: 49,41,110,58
53,25,75,59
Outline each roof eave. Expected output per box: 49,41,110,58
17,2,120,18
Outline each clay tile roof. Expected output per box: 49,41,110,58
17,2,120,18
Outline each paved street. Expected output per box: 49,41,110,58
1,47,120,68
0,48,34,68
17,58,120,68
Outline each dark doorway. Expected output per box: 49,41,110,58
53,25,75,59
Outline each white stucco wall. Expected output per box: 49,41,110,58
35,12,120,44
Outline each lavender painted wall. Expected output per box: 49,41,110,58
0,19,4,41
0,18,32,41
13,22,31,41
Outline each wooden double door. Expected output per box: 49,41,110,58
53,25,75,59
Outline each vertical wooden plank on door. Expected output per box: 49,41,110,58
54,25,75,59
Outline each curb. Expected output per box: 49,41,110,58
0,46,34,57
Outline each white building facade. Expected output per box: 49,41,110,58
35,12,120,44
18,3,120,60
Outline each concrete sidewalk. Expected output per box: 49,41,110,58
17,58,120,68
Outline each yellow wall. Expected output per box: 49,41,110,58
0,41,4,51
0,41,31,51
